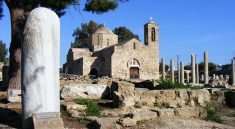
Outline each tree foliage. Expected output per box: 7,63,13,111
0,40,7,62
198,62,216,72
159,62,169,73
113,26,139,42
72,20,103,48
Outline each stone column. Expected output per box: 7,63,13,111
191,54,196,84
186,71,190,83
22,7,60,128
170,59,175,83
196,64,199,84
180,61,184,84
232,58,235,85
161,59,165,80
204,52,209,84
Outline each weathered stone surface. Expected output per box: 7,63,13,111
33,112,64,129
155,108,175,117
175,107,200,117
188,89,210,107
22,7,60,128
132,110,158,121
118,117,137,127
111,81,135,94
113,91,135,108
61,84,110,100
7,89,21,102
87,117,120,129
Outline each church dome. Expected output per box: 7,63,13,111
94,27,114,34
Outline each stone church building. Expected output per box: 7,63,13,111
64,19,159,80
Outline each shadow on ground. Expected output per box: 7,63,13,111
0,107,21,129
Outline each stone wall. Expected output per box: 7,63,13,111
111,38,159,80
112,83,225,108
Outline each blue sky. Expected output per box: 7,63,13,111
0,0,235,67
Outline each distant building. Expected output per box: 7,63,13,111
64,19,159,80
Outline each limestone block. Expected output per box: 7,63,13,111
118,117,137,127
175,107,200,117
132,110,158,121
156,108,175,117
61,84,110,100
111,81,135,94
22,7,60,128
113,91,135,108
188,89,211,107
33,112,64,129
7,89,21,102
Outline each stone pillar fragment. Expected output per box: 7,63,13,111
232,58,235,85
161,59,165,80
22,7,60,128
196,64,199,84
204,52,209,84
170,59,175,83
186,71,190,83
180,61,184,83
191,54,196,84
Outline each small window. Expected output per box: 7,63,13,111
107,39,110,46
151,28,156,41
133,42,136,49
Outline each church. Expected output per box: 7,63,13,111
64,18,159,80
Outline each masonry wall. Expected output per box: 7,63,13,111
111,38,159,80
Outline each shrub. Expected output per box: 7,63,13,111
157,80,190,89
205,105,223,123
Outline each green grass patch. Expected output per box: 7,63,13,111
156,80,191,89
134,102,142,108
75,98,101,117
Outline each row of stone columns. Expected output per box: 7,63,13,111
164,52,209,84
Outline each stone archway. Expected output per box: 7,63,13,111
128,59,140,79
90,68,98,77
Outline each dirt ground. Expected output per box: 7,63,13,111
0,91,235,129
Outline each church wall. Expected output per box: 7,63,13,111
111,39,159,80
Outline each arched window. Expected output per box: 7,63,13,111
151,28,156,41
128,59,140,67
133,42,136,49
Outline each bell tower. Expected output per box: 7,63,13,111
144,17,159,48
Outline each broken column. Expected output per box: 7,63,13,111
191,54,196,84
232,57,235,85
170,59,175,83
196,64,199,84
161,59,165,80
204,52,209,84
22,7,60,128
180,61,184,84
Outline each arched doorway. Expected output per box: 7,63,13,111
128,59,140,79
89,68,98,77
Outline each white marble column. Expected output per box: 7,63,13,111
180,61,184,84
170,59,175,83
161,58,165,80
22,7,60,128
191,54,196,84
204,52,209,84
196,64,199,84
232,58,235,85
